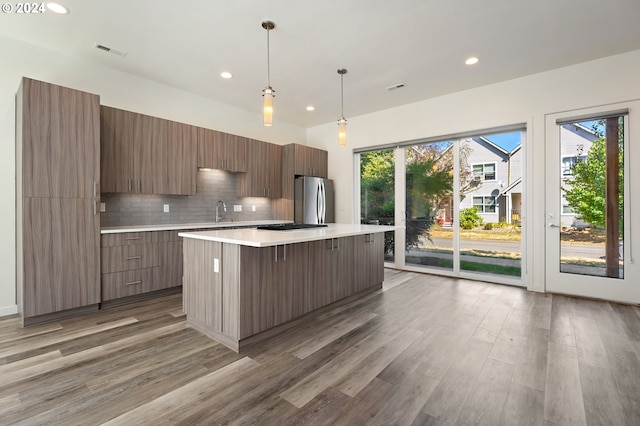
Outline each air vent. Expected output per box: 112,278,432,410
386,83,405,91
94,43,127,57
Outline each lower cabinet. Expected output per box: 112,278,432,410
100,230,182,302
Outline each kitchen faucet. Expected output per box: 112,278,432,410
216,200,227,223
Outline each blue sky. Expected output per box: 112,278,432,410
484,132,522,152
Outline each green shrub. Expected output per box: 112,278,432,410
483,222,494,230
459,207,483,229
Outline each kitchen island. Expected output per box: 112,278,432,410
179,224,394,352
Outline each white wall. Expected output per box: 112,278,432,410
307,49,640,292
0,35,306,316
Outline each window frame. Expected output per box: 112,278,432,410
472,162,497,181
472,195,498,213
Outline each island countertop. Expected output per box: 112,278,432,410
178,223,395,247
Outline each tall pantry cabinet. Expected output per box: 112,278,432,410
16,78,101,325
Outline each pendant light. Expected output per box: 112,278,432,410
337,68,348,147
262,20,276,126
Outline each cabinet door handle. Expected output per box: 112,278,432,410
125,236,142,240
283,244,287,261
125,256,142,260
274,246,278,263
128,179,132,192
94,181,98,197
126,280,142,286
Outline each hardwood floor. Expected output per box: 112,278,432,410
2,269,640,425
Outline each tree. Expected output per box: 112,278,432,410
562,127,624,229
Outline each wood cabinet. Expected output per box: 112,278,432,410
291,144,328,178
354,233,384,293
17,78,101,324
100,231,182,302
238,139,282,198
100,106,197,195
197,128,247,172
277,144,329,219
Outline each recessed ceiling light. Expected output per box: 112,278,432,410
220,71,232,79
465,56,479,65
306,106,315,111
46,2,70,14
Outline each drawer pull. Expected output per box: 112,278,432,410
125,280,142,286
125,256,142,260
125,236,142,240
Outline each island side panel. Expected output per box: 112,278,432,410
222,243,240,339
182,238,222,333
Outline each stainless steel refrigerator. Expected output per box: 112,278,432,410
294,176,334,224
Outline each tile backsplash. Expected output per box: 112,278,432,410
100,169,274,227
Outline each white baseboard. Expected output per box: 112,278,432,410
0,304,18,317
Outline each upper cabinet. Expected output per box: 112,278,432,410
238,139,282,198
197,128,247,172
100,106,197,195
292,144,328,178
20,78,100,198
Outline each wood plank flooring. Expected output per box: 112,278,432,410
2,269,640,425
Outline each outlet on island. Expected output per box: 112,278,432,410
163,204,170,213
234,205,242,212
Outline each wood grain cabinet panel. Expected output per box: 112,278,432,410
197,128,247,172
101,243,161,274
293,144,328,178
182,238,223,333
17,78,101,323
238,139,282,198
22,198,100,318
101,267,161,301
20,78,100,199
167,121,197,195
100,106,138,193
101,106,197,195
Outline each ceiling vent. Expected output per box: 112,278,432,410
94,43,127,57
386,83,405,91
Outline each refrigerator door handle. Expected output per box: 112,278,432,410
320,181,326,223
316,183,322,223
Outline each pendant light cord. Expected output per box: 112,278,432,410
266,27,271,87
340,73,344,118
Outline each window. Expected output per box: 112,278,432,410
472,163,496,181
562,155,587,176
473,196,497,213
562,204,574,214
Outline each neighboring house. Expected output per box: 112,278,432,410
558,123,599,227
436,137,523,225
433,126,597,227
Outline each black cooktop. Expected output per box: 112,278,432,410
256,223,328,231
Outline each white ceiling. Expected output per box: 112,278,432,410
3,0,640,128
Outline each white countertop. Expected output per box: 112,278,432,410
178,223,396,247
101,220,291,234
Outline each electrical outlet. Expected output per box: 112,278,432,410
213,258,219,273
163,204,170,213
99,202,106,212
234,205,242,212
252,205,256,212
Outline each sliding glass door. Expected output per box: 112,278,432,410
358,127,524,286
